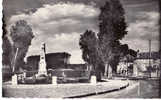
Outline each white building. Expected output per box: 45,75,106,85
117,55,134,76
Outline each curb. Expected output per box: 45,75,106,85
65,82,129,98
3,80,129,98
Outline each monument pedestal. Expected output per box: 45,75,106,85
37,43,47,76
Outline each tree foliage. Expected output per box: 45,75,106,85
79,0,130,76
97,0,128,74
10,20,34,72
79,30,100,70
98,0,127,62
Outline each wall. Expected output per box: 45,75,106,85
26,52,71,71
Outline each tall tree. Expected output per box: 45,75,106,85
79,30,103,80
10,20,34,73
79,30,98,70
98,0,128,77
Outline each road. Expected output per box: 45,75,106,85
85,79,159,98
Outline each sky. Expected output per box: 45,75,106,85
3,0,159,64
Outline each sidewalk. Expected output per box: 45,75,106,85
3,80,129,98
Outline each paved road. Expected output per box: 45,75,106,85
85,79,159,98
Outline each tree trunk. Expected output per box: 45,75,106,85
12,48,19,73
87,64,91,71
108,65,112,79
104,63,108,77
95,64,102,81
90,64,93,71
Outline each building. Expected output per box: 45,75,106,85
117,54,135,76
26,52,71,71
133,51,160,77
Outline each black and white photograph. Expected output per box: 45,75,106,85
2,0,161,98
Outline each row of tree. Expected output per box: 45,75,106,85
79,0,136,79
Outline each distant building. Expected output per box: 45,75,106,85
133,51,160,77
117,54,135,76
26,52,71,71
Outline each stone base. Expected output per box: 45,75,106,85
90,75,97,85
38,71,47,76
12,74,18,85
52,76,57,85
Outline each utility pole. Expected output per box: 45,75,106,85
12,48,19,74
149,39,151,78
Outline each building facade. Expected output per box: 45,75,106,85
26,52,71,71
117,54,135,76
133,52,160,77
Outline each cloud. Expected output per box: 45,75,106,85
121,11,159,52
123,0,158,23
9,3,100,63
8,1,159,63
26,33,84,63
9,3,100,36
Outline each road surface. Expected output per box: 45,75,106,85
85,79,159,98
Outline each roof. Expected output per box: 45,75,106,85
27,52,71,60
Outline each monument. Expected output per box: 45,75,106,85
37,43,47,76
